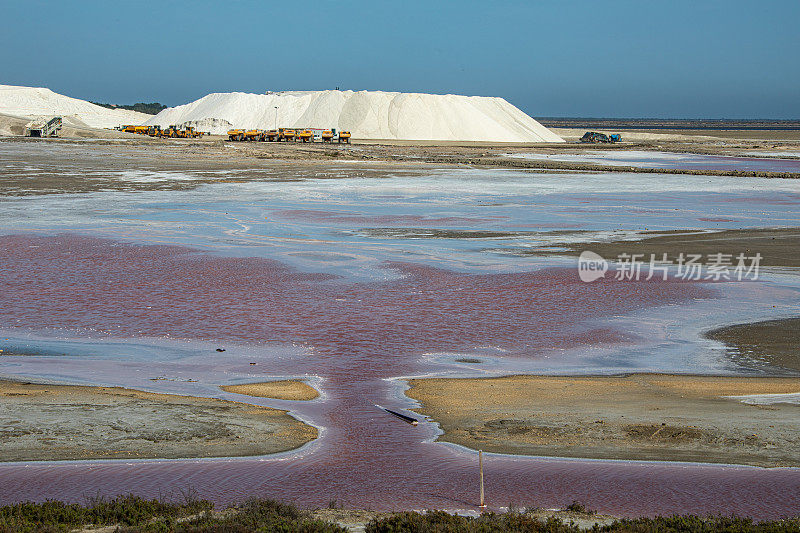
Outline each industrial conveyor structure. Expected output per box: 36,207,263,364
25,116,62,137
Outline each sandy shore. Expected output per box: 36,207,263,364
407,374,800,467
221,380,319,401
708,318,800,373
524,227,800,269
0,380,316,461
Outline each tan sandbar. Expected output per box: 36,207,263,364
407,374,800,467
220,380,319,401
0,380,317,462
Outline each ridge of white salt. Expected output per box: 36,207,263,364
0,84,151,129
146,90,563,142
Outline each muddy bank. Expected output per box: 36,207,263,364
3,132,800,192
0,380,316,461
0,138,428,196
221,380,319,401
707,318,800,373
407,374,800,467
525,227,800,269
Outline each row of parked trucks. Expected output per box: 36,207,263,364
118,125,208,138
227,127,351,143
118,124,351,143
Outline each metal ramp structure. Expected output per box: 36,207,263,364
25,116,63,137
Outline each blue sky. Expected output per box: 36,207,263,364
1,1,798,118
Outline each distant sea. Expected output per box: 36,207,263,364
538,118,800,131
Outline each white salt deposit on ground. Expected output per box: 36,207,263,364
146,90,563,142
0,84,150,129
741,151,800,159
726,392,800,405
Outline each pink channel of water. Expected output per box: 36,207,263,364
1,234,798,518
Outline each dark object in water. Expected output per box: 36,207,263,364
376,404,419,425
216,348,226,352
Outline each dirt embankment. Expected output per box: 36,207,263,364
0,380,317,461
407,374,800,467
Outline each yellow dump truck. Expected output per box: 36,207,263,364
279,128,296,142
244,129,266,141
227,129,246,141
321,130,335,143
338,131,351,144
265,129,279,142
297,129,314,143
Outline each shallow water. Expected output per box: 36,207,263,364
1,144,800,517
507,150,800,173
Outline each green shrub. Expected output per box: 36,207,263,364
0,494,211,532
121,498,346,532
365,510,580,532
595,515,800,532
564,501,595,515
365,511,800,533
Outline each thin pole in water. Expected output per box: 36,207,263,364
479,449,486,510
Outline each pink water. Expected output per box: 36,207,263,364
1,234,799,518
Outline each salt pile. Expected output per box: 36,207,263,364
146,90,563,142
0,84,150,129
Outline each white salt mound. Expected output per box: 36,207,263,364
146,90,563,142
0,84,150,129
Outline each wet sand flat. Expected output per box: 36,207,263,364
707,318,800,372
0,380,316,461
533,227,800,268
407,374,800,467
221,380,319,401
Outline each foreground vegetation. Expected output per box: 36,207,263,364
0,496,345,533
366,512,800,533
1,496,798,532
0,494,210,532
